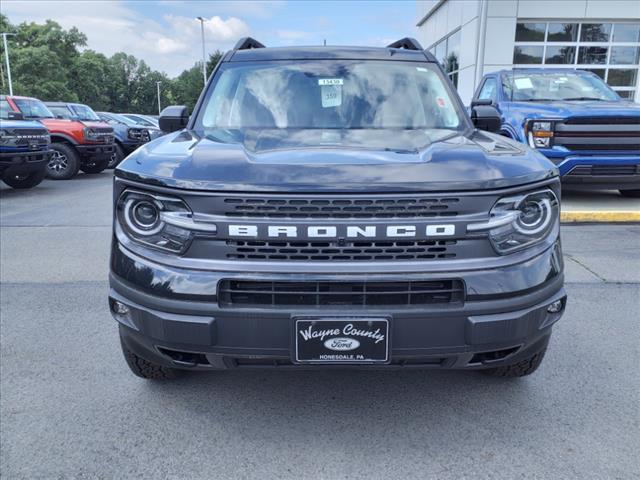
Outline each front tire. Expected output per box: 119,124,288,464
47,143,80,180
107,144,125,169
120,335,180,380
482,347,547,378
619,189,640,198
80,158,109,174
2,168,47,189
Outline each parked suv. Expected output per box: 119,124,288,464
3,96,115,179
473,69,640,197
96,112,156,168
110,38,567,380
0,106,50,189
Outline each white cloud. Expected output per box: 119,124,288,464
1,0,253,77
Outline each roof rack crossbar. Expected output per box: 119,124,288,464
386,37,423,51
233,37,266,51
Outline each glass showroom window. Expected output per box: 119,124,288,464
513,21,640,101
429,29,460,87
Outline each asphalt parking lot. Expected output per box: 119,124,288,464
1,173,639,479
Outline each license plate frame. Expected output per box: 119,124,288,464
293,317,390,364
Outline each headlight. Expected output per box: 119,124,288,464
468,189,559,254
0,129,15,145
526,120,555,148
116,190,217,254
84,127,99,141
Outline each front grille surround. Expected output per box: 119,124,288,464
555,116,640,152
218,279,465,308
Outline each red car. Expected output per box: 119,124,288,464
3,95,115,180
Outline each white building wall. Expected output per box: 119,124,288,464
417,0,640,103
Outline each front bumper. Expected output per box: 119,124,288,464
120,140,147,154
75,143,115,162
541,151,640,190
0,149,50,176
109,240,567,370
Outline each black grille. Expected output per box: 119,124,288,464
567,165,640,176
222,196,460,219
92,127,113,134
565,116,640,125
225,239,457,261
559,143,640,151
218,279,465,307
556,116,640,151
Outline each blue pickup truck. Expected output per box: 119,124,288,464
472,69,639,197
0,110,51,189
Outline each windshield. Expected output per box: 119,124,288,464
503,71,619,101
110,113,137,126
70,104,100,121
13,98,54,119
124,114,157,127
48,105,73,119
196,60,466,152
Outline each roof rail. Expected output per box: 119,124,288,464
233,37,266,51
386,37,424,51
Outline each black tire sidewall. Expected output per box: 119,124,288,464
2,168,47,189
80,157,110,174
108,144,125,169
619,189,640,198
47,143,81,180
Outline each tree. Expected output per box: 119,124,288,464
1,14,227,115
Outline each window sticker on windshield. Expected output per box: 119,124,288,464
514,77,534,89
416,67,428,72
437,97,446,108
319,78,343,108
318,78,343,86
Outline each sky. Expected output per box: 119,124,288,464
2,0,420,77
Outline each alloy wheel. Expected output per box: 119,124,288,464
48,150,69,172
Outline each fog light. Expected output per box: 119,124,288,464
547,300,563,313
113,301,130,315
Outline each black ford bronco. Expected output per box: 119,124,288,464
109,38,567,379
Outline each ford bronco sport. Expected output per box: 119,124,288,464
4,96,115,180
109,38,567,380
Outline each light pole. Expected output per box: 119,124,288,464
1,33,16,96
196,17,207,86
156,81,162,116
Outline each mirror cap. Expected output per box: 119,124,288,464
159,105,190,133
470,105,501,133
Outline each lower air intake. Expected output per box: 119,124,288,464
218,279,464,308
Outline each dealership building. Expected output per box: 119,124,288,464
416,0,640,103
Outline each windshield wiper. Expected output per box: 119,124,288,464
518,98,556,102
562,97,605,101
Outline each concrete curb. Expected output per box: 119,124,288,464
561,211,640,223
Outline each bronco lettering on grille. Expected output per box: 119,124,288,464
228,224,455,238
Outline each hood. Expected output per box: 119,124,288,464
0,119,47,130
116,129,557,193
81,120,113,130
39,118,81,129
506,100,640,121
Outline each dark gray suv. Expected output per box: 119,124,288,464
109,38,566,380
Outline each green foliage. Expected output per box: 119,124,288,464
0,14,224,115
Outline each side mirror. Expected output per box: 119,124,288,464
470,105,501,133
159,105,190,133
471,99,493,108
7,111,24,120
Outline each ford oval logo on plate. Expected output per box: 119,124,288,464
324,337,361,351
